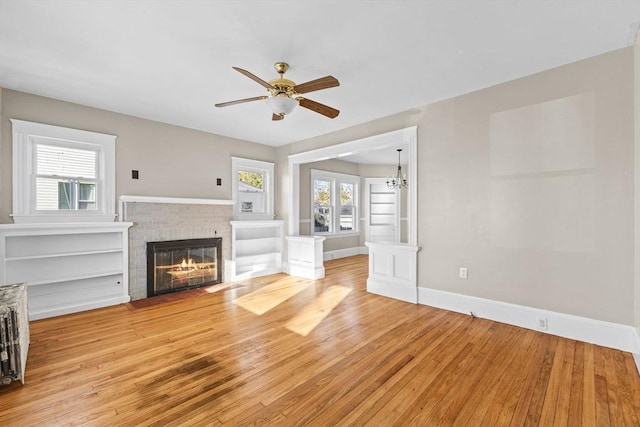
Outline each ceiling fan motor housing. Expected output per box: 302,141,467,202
268,77,297,97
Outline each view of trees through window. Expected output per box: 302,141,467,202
339,183,354,231
238,171,263,190
313,174,357,233
238,170,265,213
313,179,331,232
232,157,274,219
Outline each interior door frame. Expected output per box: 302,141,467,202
364,177,401,243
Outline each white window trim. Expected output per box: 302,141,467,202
11,119,116,223
231,156,275,220
310,169,359,236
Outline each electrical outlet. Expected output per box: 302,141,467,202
459,267,468,279
536,316,548,331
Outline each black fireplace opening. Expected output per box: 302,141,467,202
147,238,222,297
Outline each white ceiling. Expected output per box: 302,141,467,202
1,1,638,148
339,145,409,166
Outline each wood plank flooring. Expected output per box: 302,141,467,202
1,255,639,425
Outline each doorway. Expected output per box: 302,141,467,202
287,126,417,246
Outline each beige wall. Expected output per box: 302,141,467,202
635,39,640,335
0,89,275,223
420,47,634,326
278,47,635,326
0,87,3,195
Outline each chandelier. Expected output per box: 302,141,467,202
387,148,408,190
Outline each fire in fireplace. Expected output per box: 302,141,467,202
147,238,222,297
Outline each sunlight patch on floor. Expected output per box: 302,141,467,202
285,285,352,336
204,283,236,293
233,278,312,315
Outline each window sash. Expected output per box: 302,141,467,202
314,205,333,233
231,157,274,220
36,143,97,178
339,205,356,231
36,177,98,211
311,170,359,235
33,141,101,212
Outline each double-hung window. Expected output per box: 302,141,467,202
35,143,98,211
11,119,116,223
311,169,358,235
231,157,274,220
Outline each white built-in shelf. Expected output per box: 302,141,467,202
5,249,122,262
0,222,132,320
26,271,123,287
227,220,284,280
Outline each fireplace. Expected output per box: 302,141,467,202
147,238,222,297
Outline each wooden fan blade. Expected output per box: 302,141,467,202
272,113,284,121
294,76,339,94
233,67,275,89
215,96,267,108
299,98,340,119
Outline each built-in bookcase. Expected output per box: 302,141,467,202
0,223,132,319
228,220,284,280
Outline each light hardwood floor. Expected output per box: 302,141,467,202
1,255,639,425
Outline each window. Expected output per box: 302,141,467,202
11,119,116,223
231,157,274,220
238,170,265,213
36,143,98,211
311,169,358,235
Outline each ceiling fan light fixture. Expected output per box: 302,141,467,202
215,62,339,120
266,95,298,116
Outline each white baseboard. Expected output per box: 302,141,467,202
323,246,368,261
418,287,640,355
368,277,417,303
633,352,640,376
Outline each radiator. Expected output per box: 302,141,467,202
0,283,29,385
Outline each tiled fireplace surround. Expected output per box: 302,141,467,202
120,197,233,300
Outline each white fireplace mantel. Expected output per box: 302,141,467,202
118,195,235,220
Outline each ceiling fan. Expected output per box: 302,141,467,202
215,62,340,121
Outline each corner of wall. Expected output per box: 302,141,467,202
0,85,3,189
634,28,640,353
